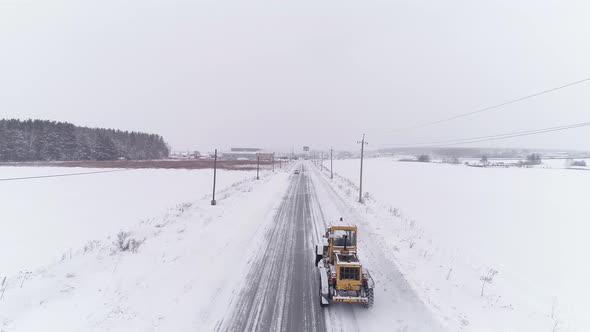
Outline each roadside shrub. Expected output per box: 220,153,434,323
113,231,144,253
480,268,498,296
1,276,6,300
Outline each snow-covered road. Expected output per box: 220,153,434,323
221,162,443,331
222,165,325,331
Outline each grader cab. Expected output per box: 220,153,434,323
315,224,374,308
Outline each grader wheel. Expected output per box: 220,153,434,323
363,288,374,308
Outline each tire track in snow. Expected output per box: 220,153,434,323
305,170,361,332
222,171,327,332
222,162,444,332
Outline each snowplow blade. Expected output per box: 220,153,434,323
332,296,369,304
318,265,330,298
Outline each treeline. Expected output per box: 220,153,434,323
0,119,169,162
380,147,545,159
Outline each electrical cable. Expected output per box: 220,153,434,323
376,121,590,148
0,169,130,182
387,77,590,132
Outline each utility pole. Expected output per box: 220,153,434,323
256,154,260,180
330,147,333,179
272,153,275,172
211,149,217,206
357,134,368,203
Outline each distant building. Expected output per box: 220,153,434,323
257,152,274,161
170,151,201,159
231,148,262,152
222,148,273,161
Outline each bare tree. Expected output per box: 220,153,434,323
480,155,489,167
526,153,542,165
417,154,430,162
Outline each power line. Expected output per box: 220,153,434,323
380,121,590,146
377,120,590,148
388,77,590,132
0,169,130,182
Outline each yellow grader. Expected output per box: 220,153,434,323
315,224,374,308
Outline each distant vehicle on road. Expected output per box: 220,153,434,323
294,169,300,174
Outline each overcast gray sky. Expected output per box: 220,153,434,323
2,0,590,152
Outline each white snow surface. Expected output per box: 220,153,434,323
1,167,286,331
329,157,590,331
4,159,588,331
0,167,259,276
2,162,446,332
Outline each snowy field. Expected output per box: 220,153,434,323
458,157,590,169
3,159,589,331
328,157,590,331
0,166,260,276
2,161,444,332
0,166,289,331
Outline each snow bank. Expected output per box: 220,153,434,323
0,167,260,276
327,158,590,331
306,164,445,332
